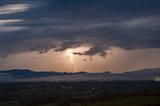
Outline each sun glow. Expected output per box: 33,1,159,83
66,49,77,72
67,50,74,62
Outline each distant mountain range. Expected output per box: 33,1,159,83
0,68,160,82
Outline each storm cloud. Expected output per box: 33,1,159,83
0,0,160,57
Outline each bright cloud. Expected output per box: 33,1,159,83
0,19,25,32
0,4,30,14
0,26,26,32
0,19,23,24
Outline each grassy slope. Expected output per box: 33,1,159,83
42,96,160,106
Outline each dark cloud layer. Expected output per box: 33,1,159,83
0,0,160,57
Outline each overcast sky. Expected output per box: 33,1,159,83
0,0,160,72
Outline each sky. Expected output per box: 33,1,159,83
0,0,160,73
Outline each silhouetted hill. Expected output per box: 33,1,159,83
0,69,72,78
0,68,160,82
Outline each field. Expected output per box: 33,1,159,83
0,81,160,106
42,96,160,106
1,96,160,106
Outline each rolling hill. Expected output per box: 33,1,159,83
0,68,160,82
